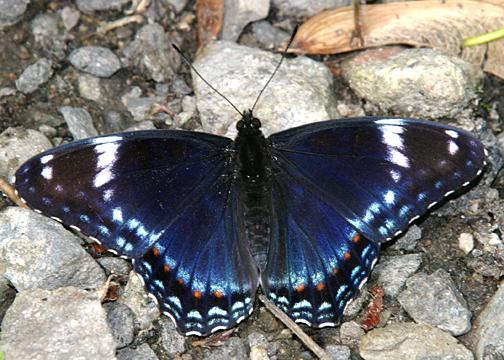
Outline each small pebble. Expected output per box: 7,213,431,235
69,46,121,78
0,0,30,29
76,0,130,13
0,287,115,359
221,0,270,42
252,21,290,49
122,24,180,83
59,106,98,139
325,345,351,360
398,269,472,336
159,317,186,355
0,127,52,180
15,58,53,94
116,343,159,360
164,0,189,13
342,48,483,119
474,279,504,359
459,233,475,254
272,0,350,17
60,6,81,31
360,323,473,360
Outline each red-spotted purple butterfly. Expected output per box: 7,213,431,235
12,29,487,336
14,111,485,336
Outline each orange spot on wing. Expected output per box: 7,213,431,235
295,284,305,293
163,264,170,272
152,247,160,256
177,278,184,285
213,291,224,299
332,267,339,275
344,252,351,261
193,290,202,299
316,282,325,291
352,233,361,243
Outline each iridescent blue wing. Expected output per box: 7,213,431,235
262,117,486,327
14,131,258,336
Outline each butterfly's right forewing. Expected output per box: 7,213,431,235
15,130,259,336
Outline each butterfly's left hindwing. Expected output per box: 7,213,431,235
263,117,485,326
262,166,379,327
14,130,259,336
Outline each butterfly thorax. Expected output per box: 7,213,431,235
234,110,270,183
234,110,272,270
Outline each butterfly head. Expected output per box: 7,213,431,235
236,110,262,136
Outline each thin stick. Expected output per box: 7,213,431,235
0,178,29,208
251,26,299,113
258,294,331,360
172,44,244,117
97,15,144,35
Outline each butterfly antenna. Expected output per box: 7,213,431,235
172,44,244,117
250,26,299,113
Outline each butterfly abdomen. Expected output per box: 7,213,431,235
234,117,273,271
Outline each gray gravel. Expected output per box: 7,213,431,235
76,0,130,13
159,317,186,355
105,302,135,349
325,345,351,360
0,277,15,324
0,287,116,359
0,0,29,29
342,48,483,119
221,0,270,42
390,224,422,251
374,254,423,297
59,106,98,139
359,323,474,360
193,41,340,137
272,0,350,17
15,58,53,94
69,46,122,78
118,271,160,331
252,21,290,49
398,269,472,336
59,6,81,31
474,279,504,359
97,257,132,276
0,127,52,180
0,207,106,291
203,337,249,360
117,343,159,360
122,23,181,83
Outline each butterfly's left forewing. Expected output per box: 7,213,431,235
14,130,259,336
263,117,485,326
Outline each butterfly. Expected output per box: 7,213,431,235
13,109,486,336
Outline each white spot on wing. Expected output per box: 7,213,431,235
112,207,123,223
448,140,459,155
91,136,123,145
94,168,113,188
41,166,53,180
96,143,120,168
384,190,395,204
381,126,404,148
445,130,459,139
40,154,54,164
388,149,410,168
295,318,311,326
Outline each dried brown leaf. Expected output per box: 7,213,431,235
196,0,225,49
291,0,504,79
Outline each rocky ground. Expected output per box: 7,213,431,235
1,0,504,359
